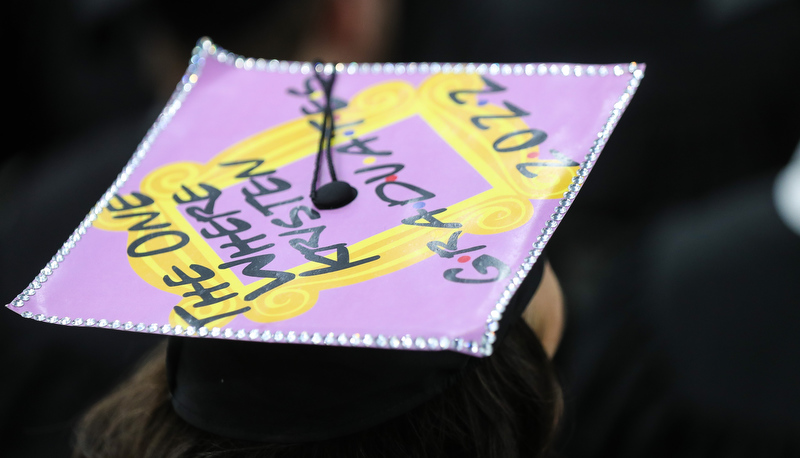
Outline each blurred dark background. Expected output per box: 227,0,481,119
2,0,799,456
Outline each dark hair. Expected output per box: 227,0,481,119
73,319,561,458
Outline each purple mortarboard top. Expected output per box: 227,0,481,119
6,38,643,357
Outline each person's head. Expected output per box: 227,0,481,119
73,263,564,458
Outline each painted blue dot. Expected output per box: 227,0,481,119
412,202,426,209
477,99,488,106
344,130,355,136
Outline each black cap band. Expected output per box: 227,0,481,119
166,256,545,442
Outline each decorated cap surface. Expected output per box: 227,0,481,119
6,38,643,357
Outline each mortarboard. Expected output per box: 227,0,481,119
6,38,643,441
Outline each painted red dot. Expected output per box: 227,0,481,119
334,114,341,120
385,175,398,182
457,256,471,263
526,151,539,158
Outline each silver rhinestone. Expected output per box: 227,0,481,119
525,63,534,75
279,61,290,72
199,327,209,337
561,64,570,76
174,325,184,335
537,64,547,75
383,62,395,73
111,320,121,329
47,315,58,323
12,299,23,307
415,337,427,349
274,331,285,342
487,332,497,344
407,62,418,74
599,66,609,76
476,63,487,74
470,342,480,354
371,62,382,73
427,337,439,348
490,309,502,321
220,328,232,338
489,63,500,75
549,64,559,75
186,326,196,336
22,311,32,318
324,332,336,345
300,331,310,343
311,333,323,344
390,336,401,348
32,280,41,289
488,321,500,332
124,321,134,330
376,334,388,347
256,58,267,70
261,330,273,341
633,68,644,80
465,63,476,73
249,329,260,340
37,274,47,284
430,63,441,73
161,324,171,333
337,333,348,345
440,62,451,73
513,64,523,75
136,323,145,332
574,65,583,76
98,319,108,327
401,335,413,349
455,339,464,351
288,61,299,73
484,344,494,356
349,333,361,346
347,62,358,74
501,64,512,75
147,323,157,332
453,63,464,73
235,329,246,339
363,334,374,347
439,337,451,349
286,331,297,343
75,318,85,326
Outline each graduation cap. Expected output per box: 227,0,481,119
6,38,643,441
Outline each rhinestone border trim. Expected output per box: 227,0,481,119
6,37,644,357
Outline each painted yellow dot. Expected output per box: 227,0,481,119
310,91,323,101
362,157,377,164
